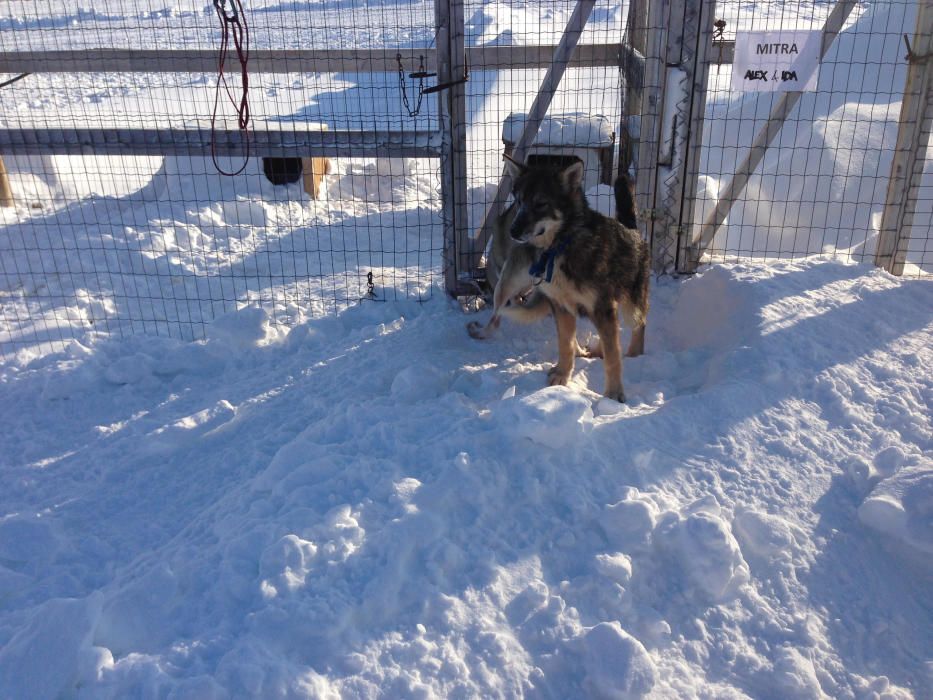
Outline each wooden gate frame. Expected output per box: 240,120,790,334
630,0,716,274
875,0,933,276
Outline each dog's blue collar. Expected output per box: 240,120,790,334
528,235,571,283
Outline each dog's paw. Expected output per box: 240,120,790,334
547,365,571,386
467,321,486,340
603,387,626,403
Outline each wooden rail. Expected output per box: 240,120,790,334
0,45,632,74
0,128,443,158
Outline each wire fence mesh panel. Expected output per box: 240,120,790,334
460,0,626,285
688,0,930,275
0,0,444,358
1,0,929,359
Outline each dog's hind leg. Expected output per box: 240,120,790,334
625,324,646,357
620,297,646,357
547,306,577,386
594,300,625,401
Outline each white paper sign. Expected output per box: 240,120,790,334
731,30,822,92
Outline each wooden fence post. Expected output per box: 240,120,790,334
875,0,932,276
301,124,330,199
0,156,12,208
436,0,469,295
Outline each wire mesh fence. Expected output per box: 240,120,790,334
0,0,929,359
687,0,931,278
0,0,444,357
459,0,626,283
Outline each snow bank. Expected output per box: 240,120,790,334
0,258,930,698
492,385,594,448
859,467,933,558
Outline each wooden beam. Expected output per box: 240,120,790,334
448,0,471,287
0,156,13,208
875,0,932,275
634,0,670,258
0,128,443,158
472,0,598,267
675,0,716,272
0,45,628,75
689,0,858,261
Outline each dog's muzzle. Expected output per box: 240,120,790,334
509,203,530,242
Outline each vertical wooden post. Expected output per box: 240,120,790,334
472,0,598,271
436,0,468,294
634,0,670,263
618,0,648,177
875,0,932,276
302,124,330,200
0,156,12,208
675,0,715,272
449,0,470,288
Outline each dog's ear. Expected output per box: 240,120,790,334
502,153,525,180
560,161,585,193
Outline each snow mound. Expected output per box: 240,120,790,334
770,646,826,700
655,499,750,603
600,488,660,549
0,594,105,699
206,307,283,349
579,622,657,699
146,399,237,452
733,509,800,562
859,467,933,557
503,113,615,147
390,364,449,402
663,265,747,353
493,385,594,448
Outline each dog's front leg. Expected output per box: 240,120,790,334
594,303,625,402
547,306,577,386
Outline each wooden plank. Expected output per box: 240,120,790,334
618,0,648,176
472,0,598,265
676,0,716,272
634,0,670,260
435,0,460,294
467,44,621,69
0,45,629,75
0,128,443,158
0,156,12,208
691,0,859,260
875,0,932,276
448,0,471,286
0,42,733,76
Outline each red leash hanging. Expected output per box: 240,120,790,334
211,0,251,176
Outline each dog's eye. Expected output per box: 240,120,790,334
533,202,550,215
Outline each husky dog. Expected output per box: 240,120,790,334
470,156,649,402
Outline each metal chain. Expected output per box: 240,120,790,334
397,53,428,118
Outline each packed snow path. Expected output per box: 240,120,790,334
0,259,931,698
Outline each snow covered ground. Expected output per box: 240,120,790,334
0,257,931,698
1,0,932,697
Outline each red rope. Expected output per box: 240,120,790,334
211,0,251,176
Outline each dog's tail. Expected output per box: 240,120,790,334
629,239,651,328
614,173,638,231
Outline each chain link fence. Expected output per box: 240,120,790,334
1,0,928,359
0,0,444,356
